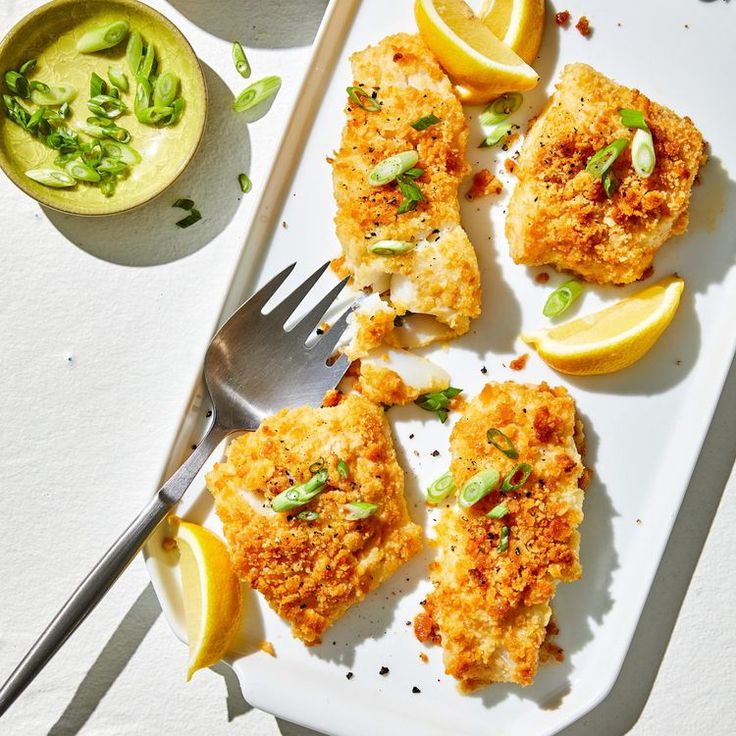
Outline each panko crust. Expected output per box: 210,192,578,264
207,394,422,645
417,382,587,691
506,63,706,284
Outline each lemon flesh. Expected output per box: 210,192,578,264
176,519,243,680
480,0,545,64
522,276,685,375
415,0,539,95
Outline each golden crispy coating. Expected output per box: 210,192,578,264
207,394,422,646
332,33,481,328
416,382,586,691
506,63,706,284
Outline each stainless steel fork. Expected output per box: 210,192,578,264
0,261,354,716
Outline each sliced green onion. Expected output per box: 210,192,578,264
458,468,500,508
411,113,440,131
161,97,185,127
108,66,128,92
5,71,29,98
232,42,251,78
487,503,509,519
631,128,655,178
44,125,79,152
18,59,36,76
126,30,144,75
602,169,619,198
76,20,129,53
101,140,141,164
65,159,101,182
84,121,130,143
2,95,30,127
29,80,49,94
396,174,425,214
368,150,418,186
619,108,648,131
367,239,416,256
346,86,380,112
135,78,153,116
138,42,156,80
88,94,127,119
497,525,509,553
337,459,349,479
172,198,195,210
403,167,424,178
176,208,202,229
238,173,252,193
343,502,379,520
479,122,513,148
479,92,523,126
97,157,128,176
30,84,77,107
136,106,173,124
296,510,319,521
501,463,532,492
427,471,455,505
99,175,116,197
58,102,70,118
26,107,45,130
25,168,75,188
233,75,281,113
487,428,518,459
271,468,329,512
81,141,104,167
415,387,462,423
585,138,628,178
543,279,584,318
90,72,107,97
153,72,179,108
309,458,326,474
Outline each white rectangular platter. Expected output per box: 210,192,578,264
144,1,736,734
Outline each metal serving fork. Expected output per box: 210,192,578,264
0,261,354,716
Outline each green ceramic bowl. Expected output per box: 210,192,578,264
0,0,207,216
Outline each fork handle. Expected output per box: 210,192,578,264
0,423,229,718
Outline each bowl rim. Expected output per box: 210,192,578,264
0,0,208,217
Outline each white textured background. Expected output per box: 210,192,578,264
0,1,734,735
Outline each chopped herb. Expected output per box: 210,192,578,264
232,42,251,78
396,173,424,214
486,428,518,458
5,71,30,99
543,279,584,317
414,387,462,423
233,75,281,112
410,113,440,131
479,92,523,126
346,85,380,112
368,150,418,186
427,471,455,505
631,128,656,178
487,503,509,519
602,169,619,198
619,108,648,131
479,122,513,148
458,468,500,508
497,525,510,553
501,463,532,492
367,239,416,256
337,459,349,479
271,468,328,512
238,173,252,193
76,20,130,54
585,138,628,179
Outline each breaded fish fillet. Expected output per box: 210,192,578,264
506,63,705,284
415,382,587,691
332,33,481,333
206,393,422,646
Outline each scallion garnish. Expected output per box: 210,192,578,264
296,510,319,521
367,240,416,256
367,150,419,186
29,80,49,94
631,128,655,178
233,75,281,113
343,502,379,520
479,122,513,148
602,169,619,198
5,71,30,99
176,209,202,229
101,141,141,164
76,20,130,53
486,503,509,519
501,463,532,492
88,94,127,119
479,92,523,126
90,72,106,97
238,173,252,193
585,138,628,179
410,114,440,131
25,168,75,188
135,79,153,115
486,428,518,458
271,468,329,512
543,279,584,318
619,108,648,131
153,72,179,108
396,174,425,214
18,59,37,76
346,86,380,112
108,66,129,92
65,159,101,183
232,42,251,79
414,387,462,423
3,94,30,127
309,458,326,474
458,468,500,508
29,83,77,107
173,198,195,211
427,471,455,505
126,31,144,76
136,105,173,125
497,525,509,553
138,43,156,80
403,167,424,178
337,459,349,479
26,107,44,130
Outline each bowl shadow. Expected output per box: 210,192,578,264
42,62,250,267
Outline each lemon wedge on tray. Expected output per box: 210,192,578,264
479,0,545,65
415,0,539,97
175,519,243,680
522,276,685,375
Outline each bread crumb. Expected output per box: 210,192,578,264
162,537,177,552
504,158,517,175
576,16,591,36
535,272,550,284
419,652,429,663
259,641,276,657
466,169,503,200
555,10,570,25
509,354,529,371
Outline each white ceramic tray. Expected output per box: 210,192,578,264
144,1,736,734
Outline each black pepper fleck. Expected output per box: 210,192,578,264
346,672,354,680
379,666,389,676
412,686,421,694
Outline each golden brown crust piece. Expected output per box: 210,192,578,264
506,63,706,284
207,394,422,645
417,382,586,691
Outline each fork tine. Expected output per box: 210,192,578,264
309,300,357,360
290,275,351,340
240,262,297,315
266,262,331,325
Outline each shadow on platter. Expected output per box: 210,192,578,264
43,63,250,267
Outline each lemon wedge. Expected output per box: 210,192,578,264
414,0,539,96
522,276,685,375
175,519,242,680
480,0,545,64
